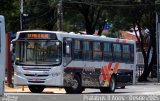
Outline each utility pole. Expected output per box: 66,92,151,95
20,0,24,30
57,0,63,31
6,33,12,87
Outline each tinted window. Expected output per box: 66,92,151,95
122,45,130,62
130,45,134,63
103,42,112,61
113,44,122,61
83,41,92,60
93,42,102,60
73,39,82,59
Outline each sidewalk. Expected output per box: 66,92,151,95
4,83,65,93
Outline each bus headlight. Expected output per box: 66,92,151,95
14,71,22,75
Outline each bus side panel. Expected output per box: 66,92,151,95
64,61,134,88
63,61,84,87
63,61,102,87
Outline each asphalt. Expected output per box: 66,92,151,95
4,77,160,94
4,84,65,93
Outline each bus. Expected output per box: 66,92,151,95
13,30,136,93
0,15,6,96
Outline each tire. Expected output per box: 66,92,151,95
64,75,83,94
121,86,125,89
28,85,45,93
100,76,116,93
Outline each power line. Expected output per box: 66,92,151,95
33,15,57,28
27,8,54,20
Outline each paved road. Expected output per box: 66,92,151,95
2,83,160,101
4,83,160,95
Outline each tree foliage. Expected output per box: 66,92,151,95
23,0,57,30
106,0,159,81
1,0,159,82
0,0,19,32
64,0,108,35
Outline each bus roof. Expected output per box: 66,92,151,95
16,30,136,44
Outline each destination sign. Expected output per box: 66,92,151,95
27,34,49,38
19,32,57,39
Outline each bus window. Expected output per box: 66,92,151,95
15,40,62,65
93,42,102,60
82,40,92,60
73,39,82,60
122,45,130,63
130,45,134,63
103,42,112,61
113,43,122,62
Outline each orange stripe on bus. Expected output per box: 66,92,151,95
116,38,120,42
99,75,103,82
101,66,107,80
113,63,119,73
108,62,112,70
123,40,127,43
103,65,109,74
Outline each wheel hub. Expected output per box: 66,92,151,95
72,79,78,89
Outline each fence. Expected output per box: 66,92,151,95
136,64,158,82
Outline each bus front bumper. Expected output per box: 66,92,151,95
14,74,63,86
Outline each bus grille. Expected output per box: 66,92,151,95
22,67,51,83
22,67,51,71
24,74,49,77
28,81,45,83
28,79,46,83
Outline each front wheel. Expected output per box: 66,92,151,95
28,85,45,93
100,76,116,93
64,75,83,94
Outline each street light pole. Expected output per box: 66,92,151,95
20,0,24,30
57,0,63,31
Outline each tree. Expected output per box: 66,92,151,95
106,0,158,81
0,0,19,32
24,0,57,30
64,0,107,35
63,6,84,32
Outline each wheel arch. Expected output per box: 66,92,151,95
75,72,81,80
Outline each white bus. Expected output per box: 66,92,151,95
13,30,136,93
0,15,6,96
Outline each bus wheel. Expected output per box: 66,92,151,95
64,75,83,94
100,76,116,93
28,85,45,93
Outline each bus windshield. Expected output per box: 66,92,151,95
15,40,62,66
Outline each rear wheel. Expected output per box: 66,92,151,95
100,76,116,93
28,85,45,93
64,75,83,94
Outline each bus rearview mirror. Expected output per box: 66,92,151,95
66,45,70,54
